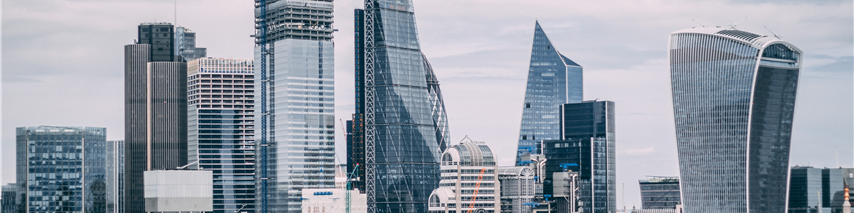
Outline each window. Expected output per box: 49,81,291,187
526,103,531,108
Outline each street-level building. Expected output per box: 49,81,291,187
429,140,500,213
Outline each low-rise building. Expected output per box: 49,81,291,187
301,188,366,213
429,140,501,213
497,167,535,213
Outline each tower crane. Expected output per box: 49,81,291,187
346,163,360,213
467,168,487,213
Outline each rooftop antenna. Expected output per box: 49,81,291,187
692,19,706,28
174,0,177,26
729,17,747,29
764,26,781,39
837,148,841,168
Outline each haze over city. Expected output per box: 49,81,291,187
2,0,852,209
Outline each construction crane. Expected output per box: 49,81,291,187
467,168,487,213
346,163,360,213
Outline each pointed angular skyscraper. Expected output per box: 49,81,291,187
515,21,583,163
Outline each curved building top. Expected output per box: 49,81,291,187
671,27,802,53
442,140,496,167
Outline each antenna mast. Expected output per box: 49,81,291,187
730,17,747,29
764,26,781,39
692,19,706,28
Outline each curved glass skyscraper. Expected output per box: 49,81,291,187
349,0,448,212
515,21,583,163
669,27,801,213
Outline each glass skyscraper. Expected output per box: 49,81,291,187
669,27,802,213
542,100,615,213
515,21,583,163
16,126,107,213
349,0,449,212
188,58,256,213
638,177,681,209
254,1,336,212
175,27,207,62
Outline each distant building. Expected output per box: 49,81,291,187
143,170,213,212
515,21,583,163
552,171,580,213
175,27,206,61
17,126,107,213
429,140,501,213
301,189,366,213
187,58,256,213
106,140,125,213
639,177,680,209
125,22,189,213
670,27,802,213
789,166,853,213
543,100,616,213
1,183,19,213
254,1,336,212
497,167,535,213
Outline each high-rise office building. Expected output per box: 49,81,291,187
669,27,802,213
428,140,500,213
107,140,125,213
515,21,583,163
543,100,616,213
350,0,448,212
175,27,208,62
254,1,335,212
125,22,189,213
16,126,107,213
497,167,535,213
639,177,681,209
188,58,256,213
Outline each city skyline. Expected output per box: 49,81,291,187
2,0,852,208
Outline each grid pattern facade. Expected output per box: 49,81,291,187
669,28,801,213
354,0,443,212
2,184,20,213
516,22,583,163
16,126,107,213
639,177,680,209
138,23,175,62
497,167,535,213
188,58,256,213
429,141,499,213
106,140,124,213
254,1,336,212
543,100,616,213
124,41,188,213
424,55,451,152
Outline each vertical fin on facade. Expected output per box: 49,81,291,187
423,54,451,153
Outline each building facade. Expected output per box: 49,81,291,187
125,22,189,213
515,21,583,163
789,166,851,213
350,0,448,212
428,140,500,213
543,100,616,213
175,27,207,61
107,140,125,213
496,167,535,213
552,171,580,213
188,58,256,213
301,189,367,213
639,177,680,209
16,126,107,213
1,184,19,213
254,1,336,212
669,27,802,213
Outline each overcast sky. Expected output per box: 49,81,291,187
3,0,852,208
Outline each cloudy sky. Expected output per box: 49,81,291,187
3,0,852,207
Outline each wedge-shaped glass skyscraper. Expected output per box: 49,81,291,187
516,21,583,163
669,27,801,213
349,0,449,212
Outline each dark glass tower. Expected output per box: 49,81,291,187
350,0,448,212
669,27,802,213
543,100,615,213
789,166,822,213
124,22,188,213
515,21,583,163
16,126,107,213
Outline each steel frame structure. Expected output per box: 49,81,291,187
363,0,377,213
257,0,270,212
